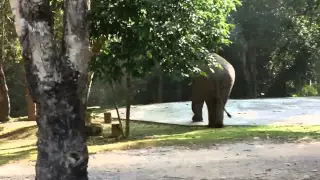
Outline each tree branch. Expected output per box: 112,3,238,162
9,0,59,99
63,0,90,74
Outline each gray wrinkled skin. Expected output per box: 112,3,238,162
191,53,235,128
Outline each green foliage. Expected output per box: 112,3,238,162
1,0,27,117
222,0,320,97
269,0,320,83
51,0,64,49
89,0,241,82
293,84,319,97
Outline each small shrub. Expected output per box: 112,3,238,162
294,84,319,97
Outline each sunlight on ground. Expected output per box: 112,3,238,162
0,118,320,166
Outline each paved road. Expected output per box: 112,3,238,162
106,97,320,126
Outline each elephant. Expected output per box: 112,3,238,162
191,53,235,128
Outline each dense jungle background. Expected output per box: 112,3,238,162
1,0,320,119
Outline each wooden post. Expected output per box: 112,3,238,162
104,112,112,124
111,124,122,137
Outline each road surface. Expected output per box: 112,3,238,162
106,97,320,126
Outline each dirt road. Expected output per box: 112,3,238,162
1,140,319,180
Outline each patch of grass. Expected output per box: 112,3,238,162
0,147,37,165
4,116,29,122
0,125,37,140
0,120,320,166
88,124,320,152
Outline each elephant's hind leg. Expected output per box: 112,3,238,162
192,100,204,122
206,98,224,128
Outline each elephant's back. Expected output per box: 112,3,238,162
207,53,235,93
208,53,235,78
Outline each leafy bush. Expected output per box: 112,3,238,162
293,84,318,97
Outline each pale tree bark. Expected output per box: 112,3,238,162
84,71,93,124
9,0,90,179
0,12,10,123
0,56,10,122
86,72,94,103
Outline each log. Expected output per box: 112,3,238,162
111,124,122,138
104,112,112,124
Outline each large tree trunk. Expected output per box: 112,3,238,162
10,0,90,179
25,75,36,121
0,14,10,123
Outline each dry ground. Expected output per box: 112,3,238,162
0,140,319,180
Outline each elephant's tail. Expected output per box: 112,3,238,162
224,108,232,118
218,98,232,118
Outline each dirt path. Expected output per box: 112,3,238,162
1,141,320,180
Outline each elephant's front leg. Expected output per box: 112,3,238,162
192,100,204,122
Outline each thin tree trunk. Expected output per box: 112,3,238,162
125,72,133,138
110,81,124,137
249,47,257,98
242,50,250,96
157,73,163,103
177,82,182,101
153,60,163,103
10,0,90,179
0,57,10,122
0,13,10,123
25,75,36,121
243,38,257,98
86,72,94,102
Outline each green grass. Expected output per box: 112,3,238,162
0,120,320,166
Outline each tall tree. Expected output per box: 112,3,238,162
266,0,320,97
227,0,283,98
90,0,240,136
0,0,11,122
9,0,90,179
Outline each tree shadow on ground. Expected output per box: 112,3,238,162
88,125,320,149
0,147,37,166
0,125,37,140
0,144,36,151
87,122,204,146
